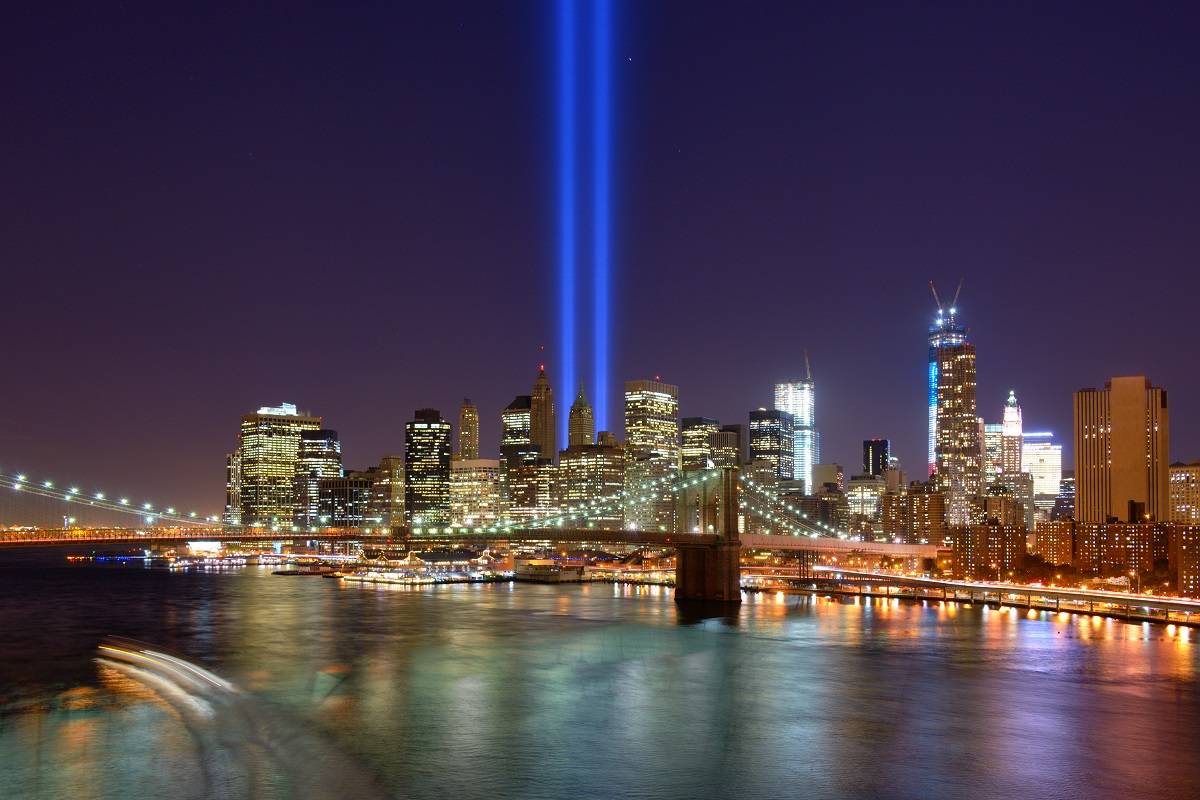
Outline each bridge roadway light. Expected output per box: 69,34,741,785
15,474,25,482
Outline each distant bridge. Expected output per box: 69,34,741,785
0,467,947,602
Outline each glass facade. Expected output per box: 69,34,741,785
294,429,343,527
623,380,680,531
405,409,452,529
749,409,794,480
237,403,322,527
774,379,817,493
927,309,967,476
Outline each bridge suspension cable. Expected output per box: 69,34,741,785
739,474,852,538
0,469,220,527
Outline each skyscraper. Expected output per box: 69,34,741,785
775,356,818,493
294,429,342,527
862,439,890,477
223,451,241,526
982,422,1003,486
681,417,721,470
1074,376,1170,523
933,340,982,526
624,379,680,531
749,409,794,480
530,365,556,463
1169,462,1200,524
450,458,502,527
568,384,595,447
709,426,742,469
405,408,452,529
558,432,624,528
237,402,322,527
927,301,968,476
458,398,479,460
1021,431,1062,511
1000,390,1023,480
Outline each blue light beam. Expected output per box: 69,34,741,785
557,0,577,446
591,0,611,432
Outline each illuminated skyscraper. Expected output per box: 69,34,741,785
927,302,967,476
531,365,557,463
1021,431,1062,511
369,455,405,527
237,402,322,527
862,439,890,477
558,432,624,528
1169,462,1200,524
749,409,794,480
458,399,479,460
450,458,502,527
933,341,982,526
568,384,595,447
982,422,1003,486
624,379,680,531
1074,376,1169,523
317,470,374,528
1001,390,1023,480
709,426,742,469
223,451,242,526
775,357,818,492
681,417,721,471
294,429,342,527
405,408,452,529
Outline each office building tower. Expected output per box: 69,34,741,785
317,470,375,528
1000,390,1023,480
369,455,405,527
812,463,844,493
863,439,890,477
927,298,968,477
1052,473,1076,521
749,409,795,480
681,417,721,471
558,434,625,528
624,379,680,531
458,399,479,460
568,384,595,447
982,422,1003,486
933,338,982,526
1021,431,1062,512
294,429,343,527
775,358,818,492
505,458,558,522
237,402,322,527
450,458,502,527
847,474,887,519
530,365,557,463
1169,462,1200,524
405,408,452,528
223,451,242,526
709,427,741,469
1074,376,1170,523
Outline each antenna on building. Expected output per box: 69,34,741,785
929,281,944,315
950,277,964,310
804,348,812,381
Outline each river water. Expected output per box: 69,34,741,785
1,555,1198,800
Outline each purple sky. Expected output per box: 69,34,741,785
3,2,1199,518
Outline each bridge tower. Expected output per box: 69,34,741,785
675,467,741,603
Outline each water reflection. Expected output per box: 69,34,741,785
0,564,1197,800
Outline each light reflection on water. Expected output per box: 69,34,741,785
1,562,1198,800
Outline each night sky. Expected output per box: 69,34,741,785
4,2,1200,517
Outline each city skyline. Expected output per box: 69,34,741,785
4,3,1200,515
